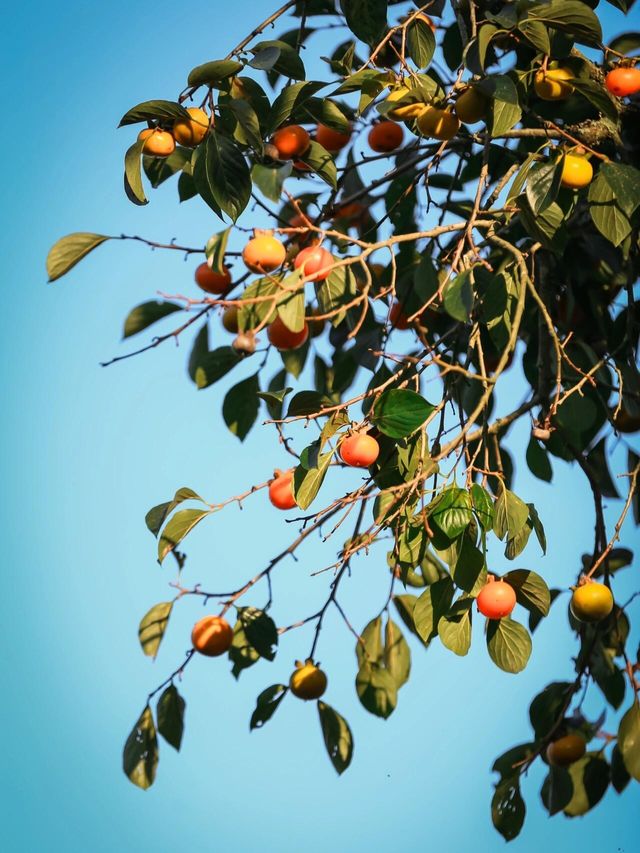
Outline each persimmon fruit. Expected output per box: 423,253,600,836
534,67,574,100
194,262,231,294
315,123,351,152
390,301,411,330
173,107,209,146
222,306,239,333
191,615,233,656
455,87,488,124
368,121,404,153
340,433,380,467
570,581,613,622
605,66,640,97
272,125,311,159
269,469,296,510
560,154,593,190
138,128,176,157
242,235,287,273
267,315,309,351
417,107,460,140
289,660,328,700
294,246,333,281
476,578,516,619
546,734,586,767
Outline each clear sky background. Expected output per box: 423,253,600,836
1,1,638,851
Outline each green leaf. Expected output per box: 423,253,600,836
494,489,529,541
239,607,278,661
229,621,260,678
563,755,610,816
452,534,486,594
238,277,279,332
504,569,550,617
372,389,434,439
384,619,411,688
158,508,210,563
156,685,185,751
356,662,397,718
287,390,331,417
599,163,640,218
297,97,351,133
357,616,383,667
257,384,292,413
529,681,574,739
588,171,632,247
493,743,536,778
618,700,640,781
526,158,563,216
223,374,260,441
477,75,521,137
486,618,532,674
187,59,244,87
526,1,602,46
407,18,436,68
119,100,190,126
429,487,473,539
443,269,474,322
491,776,525,841
145,487,204,537
193,346,243,389
138,602,173,659
268,81,327,135
471,484,495,531
526,436,553,482
609,31,640,55
250,684,288,730
277,273,306,333
252,163,292,202
46,232,111,282
293,448,332,509
124,138,148,206
205,228,232,274
296,140,338,188
317,701,353,775
123,705,158,790
438,597,473,656
123,301,182,338
316,266,357,326
611,744,631,793
413,576,455,643
339,0,387,45
227,98,263,151
540,766,574,816
251,40,305,80
143,146,192,187
194,131,251,222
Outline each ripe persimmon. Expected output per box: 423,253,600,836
546,734,586,767
316,123,351,152
560,154,593,190
267,315,309,350
222,306,239,333
191,615,233,656
570,580,613,622
534,67,574,100
294,246,333,281
138,128,176,157
368,121,404,153
605,66,640,97
194,262,231,294
272,125,311,159
173,107,209,147
290,660,328,700
417,106,460,140
242,235,286,273
455,87,488,124
390,301,411,330
476,578,516,619
334,201,366,221
269,469,296,510
340,433,380,467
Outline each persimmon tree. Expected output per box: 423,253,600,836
46,0,640,840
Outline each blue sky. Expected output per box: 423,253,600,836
1,1,638,851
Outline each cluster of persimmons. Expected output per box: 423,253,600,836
132,24,634,727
